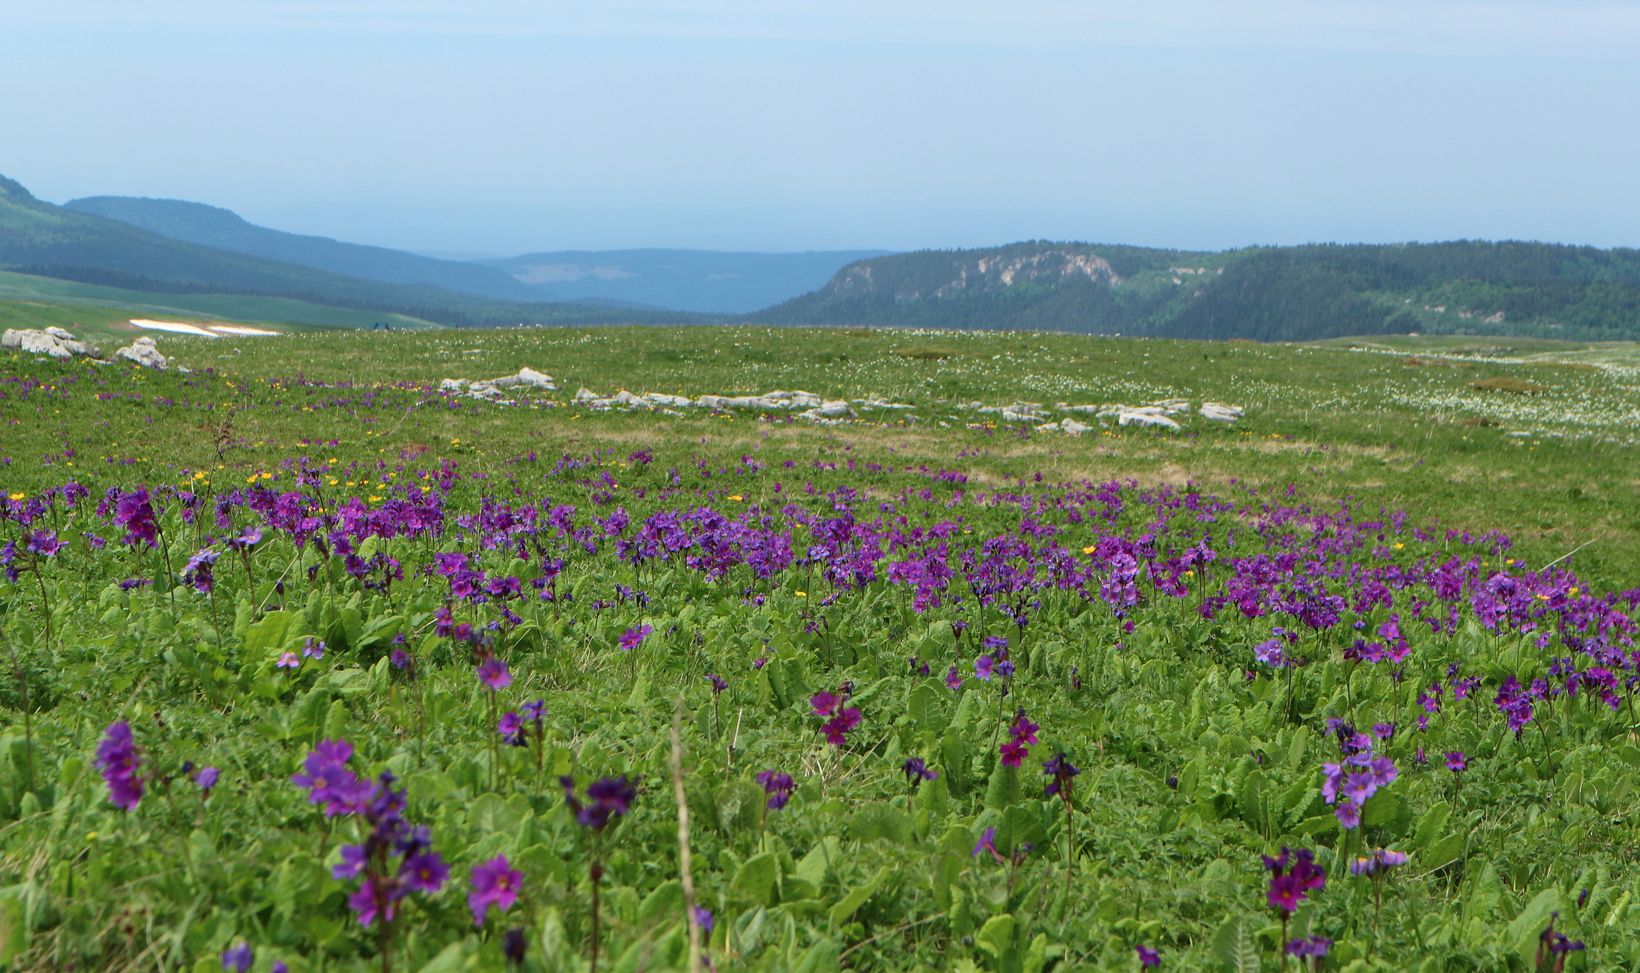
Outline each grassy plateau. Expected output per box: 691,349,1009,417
1,324,1637,972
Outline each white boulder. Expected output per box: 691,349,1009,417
3,327,98,360
1118,408,1181,431
1199,402,1244,422
113,336,168,369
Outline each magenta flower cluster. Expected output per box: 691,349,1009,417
290,740,449,927
811,686,862,746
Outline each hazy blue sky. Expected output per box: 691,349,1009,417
4,1,1638,253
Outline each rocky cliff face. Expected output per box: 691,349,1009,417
829,247,1121,301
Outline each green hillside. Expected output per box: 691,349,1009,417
64,195,541,301
0,176,697,327
0,270,438,340
760,240,1640,341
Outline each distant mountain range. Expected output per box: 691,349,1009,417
3,173,1638,340
474,249,889,313
765,241,1640,341
0,176,681,327
63,195,883,314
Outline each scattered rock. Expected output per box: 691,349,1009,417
799,400,854,422
977,401,1044,419
1118,409,1181,431
3,327,99,360
441,367,556,401
855,398,915,411
486,367,556,390
1035,418,1094,436
1199,402,1244,422
113,336,168,370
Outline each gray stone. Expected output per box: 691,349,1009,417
113,336,168,369
1199,402,1244,422
488,367,555,390
1118,409,1181,430
3,327,99,360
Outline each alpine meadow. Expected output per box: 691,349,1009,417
4,2,1640,972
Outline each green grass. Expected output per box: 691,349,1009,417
1,324,1638,971
0,271,439,343
8,323,1615,588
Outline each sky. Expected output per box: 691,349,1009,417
3,1,1639,254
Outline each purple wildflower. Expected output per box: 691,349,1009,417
562,775,637,830
95,721,143,810
902,757,938,789
756,770,795,810
1043,751,1080,798
113,489,158,547
221,941,253,972
498,711,526,746
618,624,653,651
348,876,396,927
181,548,218,593
477,656,512,691
469,855,524,926
400,851,451,894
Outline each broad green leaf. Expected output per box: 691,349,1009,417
1210,915,1261,973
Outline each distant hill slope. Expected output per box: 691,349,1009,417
479,249,891,313
760,240,1640,341
0,176,693,326
63,196,883,313
65,195,538,301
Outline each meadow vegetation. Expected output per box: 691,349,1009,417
1,326,1636,972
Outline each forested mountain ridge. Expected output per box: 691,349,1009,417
759,240,1640,340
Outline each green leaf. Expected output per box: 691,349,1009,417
732,852,780,907
638,880,683,925
848,804,912,845
975,913,1015,960
1412,800,1451,852
0,888,26,965
415,940,475,973
242,610,292,658
1504,888,1566,965
1210,915,1262,973
796,837,838,890
828,865,889,924
908,683,944,731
